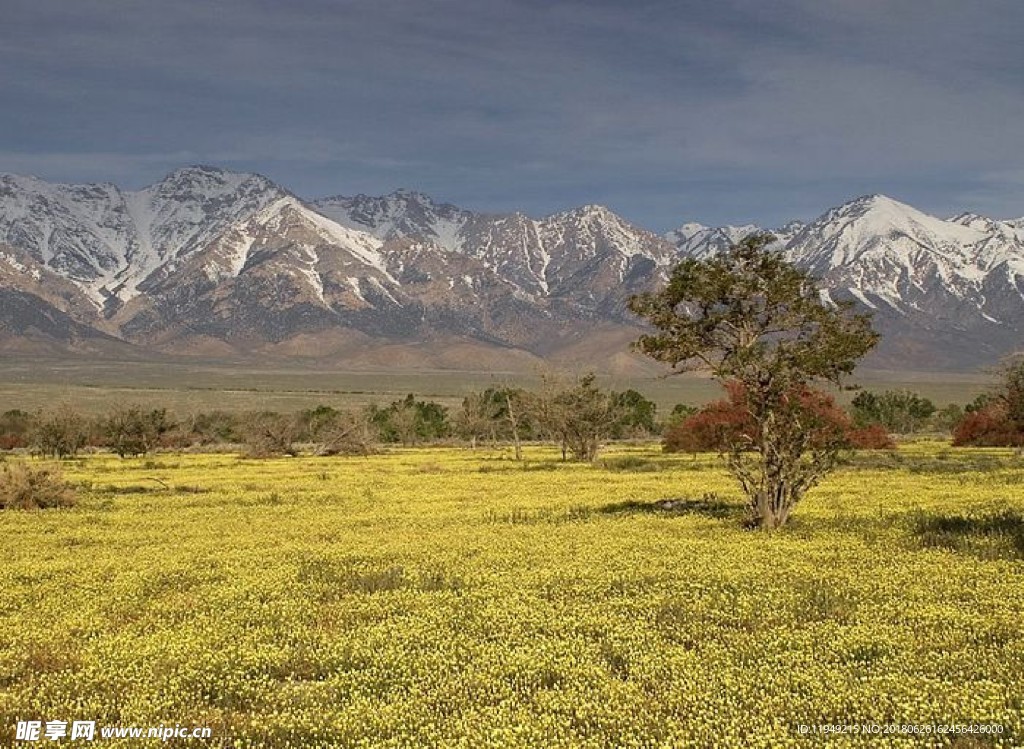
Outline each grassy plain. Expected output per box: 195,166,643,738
1,443,1023,747
0,356,993,414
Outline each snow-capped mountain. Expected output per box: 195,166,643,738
0,166,287,312
315,192,677,307
118,195,406,345
665,194,1024,367
0,167,1020,370
785,196,1024,366
666,220,806,258
315,190,472,250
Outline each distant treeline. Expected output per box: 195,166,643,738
0,375,662,461
1,373,1020,461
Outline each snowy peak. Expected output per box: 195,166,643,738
0,166,288,307
826,193,908,216
0,174,135,298
314,190,676,301
949,211,1024,244
666,222,763,258
789,193,992,271
811,194,984,251
544,203,643,231
314,190,471,252
663,194,1024,360
119,167,287,294
771,194,1024,331
538,204,675,277
131,166,288,250
550,203,620,223
154,164,259,191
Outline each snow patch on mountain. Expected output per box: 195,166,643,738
270,198,388,277
0,250,41,280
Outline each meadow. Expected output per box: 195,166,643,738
1,443,1022,747
0,356,991,414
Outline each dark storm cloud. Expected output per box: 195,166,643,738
2,0,1022,228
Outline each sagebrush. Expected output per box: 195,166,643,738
0,461,76,509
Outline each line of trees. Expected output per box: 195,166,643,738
2,370,1019,462
0,377,664,462
659,375,1024,454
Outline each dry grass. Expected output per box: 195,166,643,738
0,461,76,510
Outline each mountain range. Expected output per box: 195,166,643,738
0,165,1021,372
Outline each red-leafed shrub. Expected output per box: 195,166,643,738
952,404,1023,447
848,423,896,449
791,387,856,448
665,382,893,453
663,385,752,453
0,434,26,450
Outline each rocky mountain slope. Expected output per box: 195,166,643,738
0,166,1020,371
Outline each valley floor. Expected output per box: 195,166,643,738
0,356,995,414
1,444,1022,747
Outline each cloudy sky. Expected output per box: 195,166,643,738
2,0,1022,229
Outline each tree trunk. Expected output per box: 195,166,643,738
505,393,522,461
752,480,793,530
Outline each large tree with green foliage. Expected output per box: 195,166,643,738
850,390,935,434
628,234,878,529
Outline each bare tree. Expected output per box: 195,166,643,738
454,391,498,449
504,389,525,461
243,413,299,457
314,408,379,456
32,404,88,459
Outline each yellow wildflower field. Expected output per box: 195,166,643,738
1,443,1022,747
